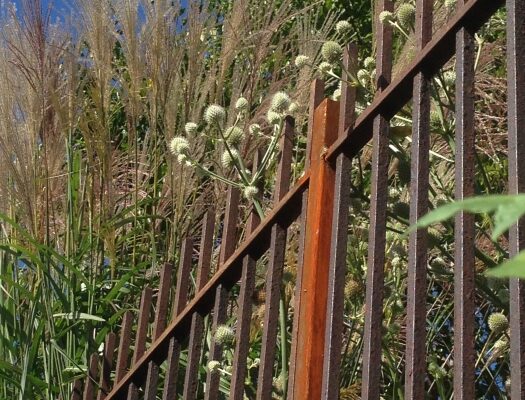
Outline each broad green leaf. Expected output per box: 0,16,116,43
409,195,525,238
53,312,105,322
486,250,525,279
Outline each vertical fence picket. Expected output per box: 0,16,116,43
453,1,476,398
287,79,324,400
83,353,99,400
507,0,525,397
361,1,393,399
204,187,240,400
182,212,216,400
161,239,193,399
229,153,262,400
97,333,116,400
321,43,358,400
404,1,433,398
71,379,82,400
255,117,295,400
115,311,133,383
143,263,174,400
127,288,153,400
291,98,339,399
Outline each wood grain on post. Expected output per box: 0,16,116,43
291,98,339,399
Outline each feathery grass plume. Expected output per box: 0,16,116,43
321,41,343,64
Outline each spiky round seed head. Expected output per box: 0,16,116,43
243,185,259,201
379,10,395,24
177,153,192,166
396,4,416,28
332,88,341,101
249,123,261,135
318,61,333,75
214,325,235,345
235,97,248,111
185,122,198,135
204,104,226,125
273,374,285,395
428,362,447,380
494,338,509,352
225,126,244,146
445,0,456,9
488,312,509,334
336,20,352,34
443,70,456,86
267,110,282,125
271,91,291,113
207,360,221,372
321,41,343,64
221,149,239,168
357,69,369,85
294,55,310,68
288,102,299,114
169,137,190,156
345,280,362,299
364,56,376,69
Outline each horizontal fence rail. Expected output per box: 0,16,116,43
72,0,524,399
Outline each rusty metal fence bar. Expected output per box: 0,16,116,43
72,0,523,398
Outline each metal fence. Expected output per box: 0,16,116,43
73,0,524,398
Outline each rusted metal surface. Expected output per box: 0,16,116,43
161,239,193,399
256,117,294,400
453,5,476,398
143,263,174,400
182,212,215,400
507,1,525,398
115,311,133,383
287,79,324,400
361,2,392,399
71,380,82,400
83,353,99,400
230,153,261,400
127,288,153,400
321,43,357,400
404,0,433,398
97,333,116,400
205,187,240,400
291,98,339,399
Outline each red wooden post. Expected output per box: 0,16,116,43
291,98,339,399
